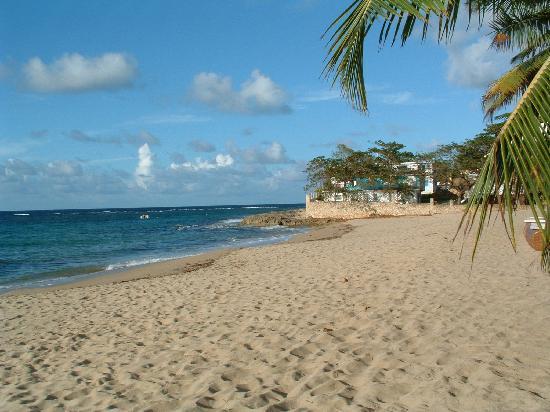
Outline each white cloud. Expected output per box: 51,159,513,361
215,154,234,167
377,91,440,106
190,70,291,114
2,158,84,179
446,36,511,88
300,90,340,103
0,158,130,205
129,113,208,125
263,142,287,163
230,141,292,164
46,160,83,177
380,91,413,105
135,144,153,189
0,145,304,209
4,158,37,176
170,153,234,172
0,138,42,157
189,139,216,153
22,52,137,93
68,129,160,146
82,156,136,164
414,138,443,152
263,162,306,190
126,131,160,147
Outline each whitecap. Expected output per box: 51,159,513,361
221,218,242,224
105,255,193,271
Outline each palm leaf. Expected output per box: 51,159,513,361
322,0,452,112
483,49,549,118
459,55,550,271
511,34,550,64
489,2,550,52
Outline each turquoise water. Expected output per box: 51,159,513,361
0,204,305,292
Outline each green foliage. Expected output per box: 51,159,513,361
304,155,332,193
455,129,498,173
421,118,506,200
304,140,421,198
322,0,497,112
323,0,549,115
484,50,549,118
482,0,550,117
368,140,416,193
323,0,549,269
304,144,377,194
369,140,414,164
460,57,550,271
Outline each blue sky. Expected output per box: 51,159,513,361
0,0,512,210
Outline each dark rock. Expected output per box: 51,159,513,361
240,209,344,227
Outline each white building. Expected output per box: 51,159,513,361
318,161,435,203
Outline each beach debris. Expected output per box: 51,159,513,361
323,327,334,333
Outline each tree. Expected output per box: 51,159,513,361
305,140,421,200
323,0,550,270
483,2,550,118
305,145,376,197
368,140,418,197
304,155,333,196
424,118,506,201
369,140,414,165
424,142,466,200
305,146,353,197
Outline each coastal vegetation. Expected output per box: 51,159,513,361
305,140,415,199
323,0,550,269
305,127,501,203
421,117,506,201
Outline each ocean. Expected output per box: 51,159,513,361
0,204,305,293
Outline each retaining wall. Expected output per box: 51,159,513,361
305,196,460,219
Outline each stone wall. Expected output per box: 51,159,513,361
305,196,461,219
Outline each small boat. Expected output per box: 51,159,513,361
140,214,150,220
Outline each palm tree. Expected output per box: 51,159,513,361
483,1,550,118
323,0,550,270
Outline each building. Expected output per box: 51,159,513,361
318,161,435,203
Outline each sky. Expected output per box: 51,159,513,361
0,0,513,210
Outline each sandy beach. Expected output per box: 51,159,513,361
1,211,549,411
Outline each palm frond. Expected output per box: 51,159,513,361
322,0,452,112
483,49,549,118
511,33,550,64
489,1,550,52
459,55,550,271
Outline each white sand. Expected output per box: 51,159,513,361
1,212,549,411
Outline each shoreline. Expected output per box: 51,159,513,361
2,203,463,296
2,212,548,410
4,221,353,296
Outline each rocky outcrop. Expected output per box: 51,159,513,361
240,209,343,227
242,203,462,227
